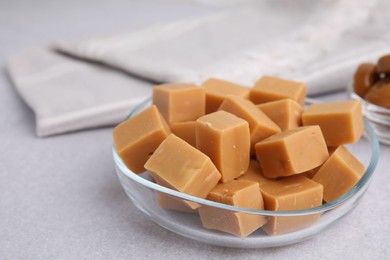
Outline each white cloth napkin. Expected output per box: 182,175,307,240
7,0,390,137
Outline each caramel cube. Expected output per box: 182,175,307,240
196,111,250,183
144,134,221,202
255,126,329,178
236,160,275,188
170,121,196,147
312,146,365,202
219,96,281,154
250,76,306,106
155,192,198,213
202,78,249,113
113,105,170,173
198,180,267,238
152,83,205,124
261,176,323,235
302,100,364,146
257,99,303,131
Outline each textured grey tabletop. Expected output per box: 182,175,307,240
1,1,390,259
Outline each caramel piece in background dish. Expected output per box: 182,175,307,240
250,75,306,106
198,180,267,238
202,78,249,114
152,83,205,124
144,134,221,209
170,121,197,147
255,126,329,178
113,105,170,173
302,100,364,146
365,81,390,108
353,63,377,98
377,54,390,73
257,99,303,131
261,175,323,235
312,145,364,203
219,96,281,154
196,110,250,183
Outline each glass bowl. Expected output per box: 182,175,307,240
348,83,390,145
112,98,379,248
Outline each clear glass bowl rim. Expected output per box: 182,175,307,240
113,97,380,217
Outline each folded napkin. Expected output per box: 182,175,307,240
7,0,390,137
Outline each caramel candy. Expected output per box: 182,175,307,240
170,121,197,147
257,99,303,131
365,81,390,108
236,160,274,188
144,134,221,204
353,63,377,98
196,111,250,183
261,175,323,235
219,96,281,154
202,78,249,114
255,126,329,178
198,180,267,238
312,146,364,202
377,54,390,73
155,192,198,213
152,83,205,124
302,100,364,146
250,75,306,106
113,105,170,173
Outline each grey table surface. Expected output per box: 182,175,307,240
1,1,390,259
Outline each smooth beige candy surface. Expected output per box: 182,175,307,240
198,180,266,238
302,100,364,146
153,83,205,124
250,75,306,106
196,111,250,183
312,145,364,202
236,160,275,188
170,121,197,147
255,126,329,178
113,105,170,173
260,175,323,235
219,96,281,154
202,78,249,114
257,99,303,131
145,134,221,203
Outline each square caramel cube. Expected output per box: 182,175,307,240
170,121,197,147
113,105,170,173
312,145,365,202
302,100,364,146
152,83,205,124
202,78,249,113
261,176,323,235
198,180,267,238
145,134,221,203
255,126,329,178
257,99,303,131
196,111,250,183
219,95,281,154
250,75,306,105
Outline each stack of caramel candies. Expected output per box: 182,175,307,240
354,54,390,108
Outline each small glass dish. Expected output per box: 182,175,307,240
348,83,390,145
113,99,379,248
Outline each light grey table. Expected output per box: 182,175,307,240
1,1,389,259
